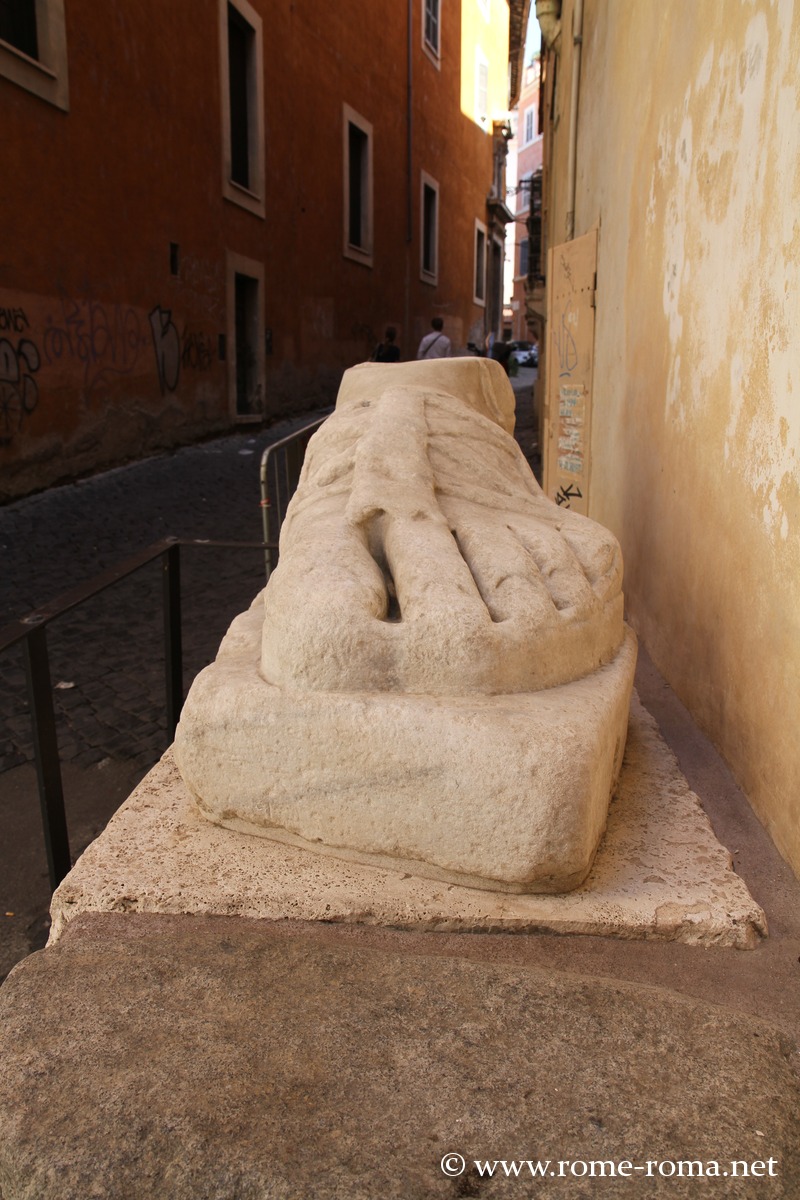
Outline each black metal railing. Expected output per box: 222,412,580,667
0,537,271,892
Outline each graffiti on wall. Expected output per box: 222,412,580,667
43,296,148,395
0,307,31,334
181,330,214,373
554,298,579,379
150,306,215,394
149,306,181,394
0,338,40,444
0,290,219,445
555,482,582,508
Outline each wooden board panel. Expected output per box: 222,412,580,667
543,228,597,515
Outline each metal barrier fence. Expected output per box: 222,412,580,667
260,415,328,579
0,538,269,892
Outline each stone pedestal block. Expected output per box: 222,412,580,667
175,606,636,893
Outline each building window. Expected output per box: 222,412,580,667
0,0,69,110
475,48,489,125
519,238,529,278
423,0,440,65
0,0,37,57
226,250,265,421
528,169,544,282
474,220,487,305
228,7,253,188
517,171,531,215
420,172,439,283
219,0,265,218
348,124,368,246
522,104,536,147
343,104,373,266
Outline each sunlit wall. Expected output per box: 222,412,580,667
460,0,510,128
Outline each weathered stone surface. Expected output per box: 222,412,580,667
174,358,637,893
51,696,766,948
261,357,625,696
175,603,636,893
0,914,797,1199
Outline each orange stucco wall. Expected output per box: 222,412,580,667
1,0,504,499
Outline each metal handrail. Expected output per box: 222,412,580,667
259,414,328,579
0,536,272,892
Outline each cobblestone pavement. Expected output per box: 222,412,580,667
0,410,332,779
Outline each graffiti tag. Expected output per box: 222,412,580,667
555,482,583,508
0,337,40,442
0,307,30,333
149,305,181,393
181,329,214,373
555,300,578,378
42,297,146,394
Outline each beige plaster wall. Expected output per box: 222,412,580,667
558,0,800,876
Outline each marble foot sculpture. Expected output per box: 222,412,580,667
174,357,637,892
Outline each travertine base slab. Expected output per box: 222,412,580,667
174,600,637,893
51,694,766,948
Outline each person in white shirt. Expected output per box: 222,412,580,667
416,317,452,360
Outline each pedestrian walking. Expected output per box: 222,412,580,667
416,317,452,360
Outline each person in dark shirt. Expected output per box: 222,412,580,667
373,326,401,362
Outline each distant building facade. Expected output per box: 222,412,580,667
508,55,542,342
1,0,525,500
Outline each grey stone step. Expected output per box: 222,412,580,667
0,912,797,1199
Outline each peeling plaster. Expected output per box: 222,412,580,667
580,1,800,879
646,10,800,541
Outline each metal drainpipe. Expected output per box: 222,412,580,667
565,0,584,241
405,0,413,351
407,0,413,244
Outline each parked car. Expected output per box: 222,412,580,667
509,340,539,368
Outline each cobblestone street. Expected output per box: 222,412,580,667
0,410,331,779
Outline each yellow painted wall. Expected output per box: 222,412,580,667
460,0,510,126
546,0,800,875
